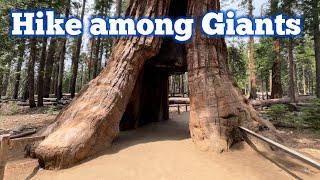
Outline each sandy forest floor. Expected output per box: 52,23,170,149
1,105,320,179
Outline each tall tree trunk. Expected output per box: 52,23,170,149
270,0,282,99
51,62,58,96
287,38,296,102
13,40,25,99
248,0,257,99
35,0,170,169
1,60,12,97
57,40,66,100
302,65,307,95
312,0,320,98
271,39,283,98
115,0,123,16
93,38,101,78
98,43,104,73
0,73,3,98
22,70,29,101
37,39,48,106
28,38,37,108
57,0,71,100
88,39,95,81
113,0,123,45
43,38,57,98
70,0,86,98
186,0,273,152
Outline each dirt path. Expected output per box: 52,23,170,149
4,112,319,180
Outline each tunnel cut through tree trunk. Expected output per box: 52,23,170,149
34,0,275,169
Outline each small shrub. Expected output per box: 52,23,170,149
45,105,57,115
268,104,288,121
0,102,20,115
300,99,320,129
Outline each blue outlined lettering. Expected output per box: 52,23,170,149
10,9,303,41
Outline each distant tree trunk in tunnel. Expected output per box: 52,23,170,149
33,0,275,169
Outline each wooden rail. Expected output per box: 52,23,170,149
239,126,320,170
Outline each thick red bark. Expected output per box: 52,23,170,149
186,0,273,152
35,0,171,169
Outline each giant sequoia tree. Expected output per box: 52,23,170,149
34,0,274,169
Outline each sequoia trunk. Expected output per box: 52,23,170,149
287,38,296,102
35,0,170,169
186,0,273,152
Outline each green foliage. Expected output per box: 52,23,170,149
45,105,57,115
298,0,320,34
268,104,288,121
300,99,320,129
265,99,320,130
0,102,19,115
227,40,247,89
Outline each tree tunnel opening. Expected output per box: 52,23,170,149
120,0,189,131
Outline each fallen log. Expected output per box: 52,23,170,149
169,96,316,107
10,129,37,139
250,96,315,107
169,97,190,104
17,102,58,106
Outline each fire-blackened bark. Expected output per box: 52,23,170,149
93,37,101,79
37,39,48,107
271,39,283,99
43,38,57,98
57,0,71,100
28,38,37,108
287,38,296,102
270,0,283,99
70,0,86,98
13,40,25,99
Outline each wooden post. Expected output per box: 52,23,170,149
0,134,10,180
